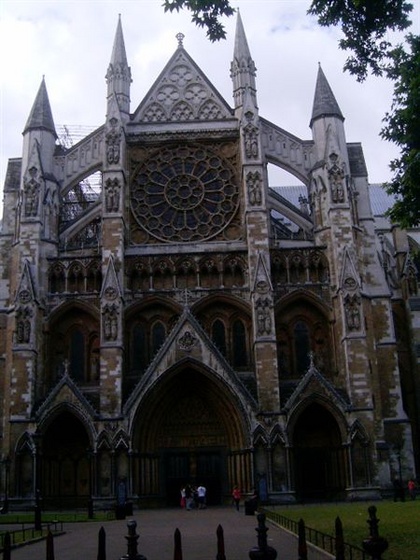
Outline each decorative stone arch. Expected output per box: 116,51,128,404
67,259,85,293
14,432,37,498
47,301,100,387
96,430,113,498
174,255,197,290
198,255,221,289
275,289,335,379
36,403,96,506
348,419,372,488
48,261,66,293
128,358,253,506
222,255,247,288
152,257,175,291
192,293,253,370
268,425,289,493
286,396,349,500
124,296,182,396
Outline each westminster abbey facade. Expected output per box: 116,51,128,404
0,14,419,508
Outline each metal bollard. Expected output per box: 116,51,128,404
3,531,11,560
174,528,182,560
298,518,307,560
362,506,389,560
249,512,277,560
335,517,345,560
120,519,147,560
97,526,106,560
216,524,226,560
46,530,55,560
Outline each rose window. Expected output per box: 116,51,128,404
130,146,239,242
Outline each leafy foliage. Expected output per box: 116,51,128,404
381,34,420,227
308,0,413,81
162,0,235,41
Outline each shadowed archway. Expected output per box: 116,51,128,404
292,402,346,501
40,411,91,508
131,364,251,506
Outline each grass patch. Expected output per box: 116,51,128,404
0,511,114,524
265,500,420,560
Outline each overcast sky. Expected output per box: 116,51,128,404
1,0,419,215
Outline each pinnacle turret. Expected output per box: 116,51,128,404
231,11,257,111
310,64,344,127
106,14,132,116
23,77,57,137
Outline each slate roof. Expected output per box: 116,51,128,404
270,184,395,217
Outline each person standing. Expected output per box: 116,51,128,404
180,486,186,508
408,478,417,500
197,484,207,509
185,484,194,510
232,485,241,511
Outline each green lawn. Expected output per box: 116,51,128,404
265,500,420,560
0,511,114,524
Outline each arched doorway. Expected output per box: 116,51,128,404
292,403,346,501
40,411,91,508
132,365,251,506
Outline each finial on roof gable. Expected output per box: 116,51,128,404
176,32,185,48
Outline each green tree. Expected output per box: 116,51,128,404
381,34,420,228
162,0,420,226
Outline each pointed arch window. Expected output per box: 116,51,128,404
151,321,166,356
70,328,85,381
232,319,247,367
212,319,227,357
131,324,147,373
294,321,310,375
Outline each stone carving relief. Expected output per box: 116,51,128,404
23,166,40,217
344,293,361,331
328,153,345,203
15,306,33,344
106,118,121,165
105,177,121,213
243,113,259,159
178,330,198,352
102,303,119,341
246,171,262,206
256,297,272,336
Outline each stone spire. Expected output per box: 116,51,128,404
106,14,132,116
231,10,257,111
310,64,344,127
23,77,57,137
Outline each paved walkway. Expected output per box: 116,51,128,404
3,507,332,560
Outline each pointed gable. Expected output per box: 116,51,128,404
124,307,257,414
132,40,233,124
16,260,37,304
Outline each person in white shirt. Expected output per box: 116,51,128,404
197,484,207,509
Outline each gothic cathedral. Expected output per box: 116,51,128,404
0,14,419,508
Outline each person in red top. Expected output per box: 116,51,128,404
408,478,417,500
232,485,241,511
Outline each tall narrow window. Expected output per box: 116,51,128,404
70,329,85,381
151,321,166,356
212,320,227,357
233,319,247,367
132,324,147,373
294,321,310,375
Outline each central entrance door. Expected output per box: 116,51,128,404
165,449,223,506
